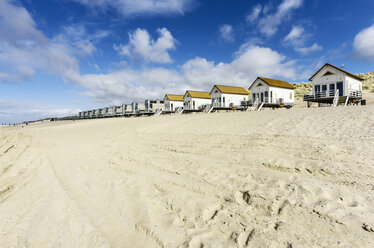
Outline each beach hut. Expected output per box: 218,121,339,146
105,107,115,117
209,85,249,108
93,109,101,118
114,105,123,116
303,63,363,106
163,94,184,112
98,108,105,117
183,91,211,110
131,102,146,114
121,104,130,114
145,100,165,112
249,77,295,107
87,110,94,118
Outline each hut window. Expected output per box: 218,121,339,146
289,92,292,99
223,97,225,103
323,71,334,77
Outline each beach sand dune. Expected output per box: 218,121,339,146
1,105,374,247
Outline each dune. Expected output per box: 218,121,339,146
1,105,374,248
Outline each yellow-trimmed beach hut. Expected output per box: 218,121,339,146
249,77,295,107
209,85,249,108
183,91,211,110
163,94,184,112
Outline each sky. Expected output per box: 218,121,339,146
0,0,374,124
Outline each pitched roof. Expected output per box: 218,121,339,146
309,63,363,81
164,94,184,101
185,90,211,99
251,77,294,89
211,85,249,95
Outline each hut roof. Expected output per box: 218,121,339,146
212,85,249,95
253,77,295,89
165,94,184,101
309,63,363,81
185,90,211,99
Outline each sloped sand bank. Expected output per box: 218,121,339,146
1,105,374,247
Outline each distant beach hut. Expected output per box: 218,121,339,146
163,94,184,112
114,105,123,116
87,110,94,118
304,63,363,107
249,77,295,108
131,102,146,114
183,91,211,111
145,99,165,112
93,109,100,118
209,85,249,108
122,104,132,114
98,108,105,117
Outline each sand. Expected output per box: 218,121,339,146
1,105,374,248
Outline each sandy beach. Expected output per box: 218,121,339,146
1,105,374,247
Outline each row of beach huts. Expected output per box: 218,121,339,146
57,63,365,121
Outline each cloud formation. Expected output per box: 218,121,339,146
353,24,374,62
71,0,195,16
246,4,262,23
0,99,79,124
257,0,303,37
114,28,176,64
294,43,322,55
283,25,322,55
219,24,234,42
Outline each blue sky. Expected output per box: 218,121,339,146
1,0,374,123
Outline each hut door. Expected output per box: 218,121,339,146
337,82,343,96
260,93,264,102
171,103,173,111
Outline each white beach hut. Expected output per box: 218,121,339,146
114,106,123,116
93,109,100,118
131,102,146,114
249,77,295,107
209,85,249,108
122,104,132,114
98,108,105,117
105,107,115,117
303,63,363,106
145,100,165,112
163,94,184,112
183,91,211,110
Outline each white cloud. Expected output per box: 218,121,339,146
71,0,195,16
0,99,79,124
257,0,303,37
283,25,322,55
182,44,297,89
295,43,322,55
114,28,176,64
284,25,304,46
219,24,234,42
71,68,187,104
353,24,374,62
247,4,262,23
